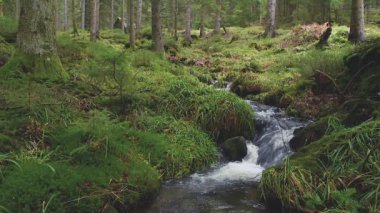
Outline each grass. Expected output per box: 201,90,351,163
0,22,379,212
259,107,380,212
0,27,257,211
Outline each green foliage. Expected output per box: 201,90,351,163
260,119,380,212
0,36,14,65
299,49,347,80
158,77,255,141
134,114,217,179
0,16,17,35
0,111,162,211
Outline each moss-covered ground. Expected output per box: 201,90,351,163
0,29,254,211
0,22,379,212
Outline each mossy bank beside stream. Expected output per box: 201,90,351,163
174,25,380,212
258,41,380,212
0,30,254,211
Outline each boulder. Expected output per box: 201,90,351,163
221,136,248,162
289,118,329,151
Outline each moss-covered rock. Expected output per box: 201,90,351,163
341,99,379,127
289,117,329,151
230,76,265,97
220,136,248,162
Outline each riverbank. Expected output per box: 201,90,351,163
171,24,380,212
0,30,254,211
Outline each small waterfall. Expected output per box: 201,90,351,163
140,101,308,213
191,144,264,183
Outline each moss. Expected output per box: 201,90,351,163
289,116,332,151
142,76,255,142
220,136,247,161
0,17,17,43
341,99,380,127
196,91,255,141
0,36,14,66
134,114,217,179
1,52,69,82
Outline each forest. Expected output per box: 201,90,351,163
0,0,379,212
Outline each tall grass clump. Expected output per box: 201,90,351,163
134,114,217,179
159,77,255,141
299,50,347,81
259,119,380,212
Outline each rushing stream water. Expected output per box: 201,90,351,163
140,101,308,213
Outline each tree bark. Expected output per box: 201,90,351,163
128,0,135,48
136,0,143,34
199,3,206,38
90,0,100,42
213,0,222,34
174,0,178,40
111,0,115,29
349,0,365,43
81,0,85,29
15,0,20,21
0,1,3,17
264,0,276,37
168,0,174,35
71,0,79,36
184,0,192,44
64,0,68,31
121,0,125,33
17,0,68,80
72,0,79,36
84,0,92,30
151,0,164,53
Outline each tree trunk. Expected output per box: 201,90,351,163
199,3,206,38
111,0,115,29
72,0,79,36
0,1,3,17
264,0,276,37
90,0,100,42
136,0,143,34
15,0,20,21
85,0,92,30
81,0,85,29
168,0,174,35
151,0,164,53
64,0,68,31
349,0,365,43
128,0,135,48
174,0,178,40
184,0,192,44
121,0,125,33
17,0,68,80
213,0,222,34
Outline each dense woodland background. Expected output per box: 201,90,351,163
0,0,379,212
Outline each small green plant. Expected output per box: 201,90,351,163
0,17,18,35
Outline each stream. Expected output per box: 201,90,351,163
140,100,308,213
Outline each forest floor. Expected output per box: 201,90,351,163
0,23,380,212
